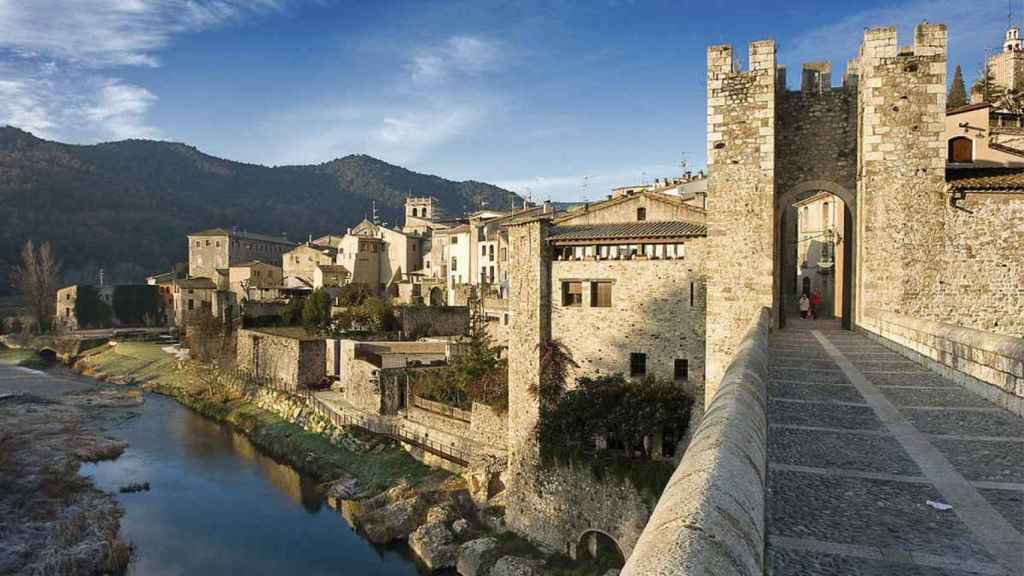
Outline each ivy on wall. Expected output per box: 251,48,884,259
73,285,112,329
112,285,162,326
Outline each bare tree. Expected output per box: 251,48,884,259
10,241,61,333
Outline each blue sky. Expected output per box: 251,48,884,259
0,0,1018,201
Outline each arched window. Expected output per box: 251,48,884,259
948,137,973,163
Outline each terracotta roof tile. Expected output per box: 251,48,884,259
548,221,707,242
947,166,1024,191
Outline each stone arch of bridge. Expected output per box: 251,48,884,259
775,179,857,330
575,529,626,569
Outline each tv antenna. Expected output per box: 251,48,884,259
581,176,591,203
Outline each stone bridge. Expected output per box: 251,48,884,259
623,311,1024,576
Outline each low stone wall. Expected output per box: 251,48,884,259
407,405,472,438
622,307,769,576
861,309,1024,416
469,402,507,452
400,306,469,339
236,329,326,391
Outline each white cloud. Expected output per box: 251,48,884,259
788,0,1007,83
495,164,682,203
408,35,503,82
0,79,55,137
0,0,288,68
83,81,160,139
0,0,297,141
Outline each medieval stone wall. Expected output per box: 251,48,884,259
932,192,1024,338
705,40,777,401
236,329,325,391
776,86,857,197
550,256,705,391
856,25,948,323
469,402,508,451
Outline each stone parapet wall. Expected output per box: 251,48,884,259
469,402,507,452
622,307,770,576
861,309,1024,416
407,405,472,438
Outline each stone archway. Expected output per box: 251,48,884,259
775,180,857,330
576,529,626,570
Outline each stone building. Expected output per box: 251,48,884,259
171,277,219,326
945,103,1024,164
283,242,338,284
236,328,326,391
56,284,167,330
987,25,1024,94
187,228,295,280
402,196,441,236
313,264,350,289
790,192,846,318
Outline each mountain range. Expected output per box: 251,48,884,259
0,126,521,292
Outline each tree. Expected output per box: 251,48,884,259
532,339,578,410
10,241,61,333
971,65,1004,104
302,288,332,334
996,89,1024,114
948,65,967,108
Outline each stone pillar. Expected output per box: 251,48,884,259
704,40,777,403
856,24,947,326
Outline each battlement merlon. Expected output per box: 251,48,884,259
801,61,832,94
859,23,947,63
706,40,777,76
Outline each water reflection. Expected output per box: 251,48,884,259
81,393,423,576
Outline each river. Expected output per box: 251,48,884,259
50,377,431,575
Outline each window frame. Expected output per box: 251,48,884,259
561,281,583,307
590,280,612,308
630,352,647,377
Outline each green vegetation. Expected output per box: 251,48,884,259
74,285,113,329
948,65,967,109
411,288,507,410
0,347,51,369
302,288,333,334
111,285,162,326
0,126,519,295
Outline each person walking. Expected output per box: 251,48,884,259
799,293,810,319
809,291,822,320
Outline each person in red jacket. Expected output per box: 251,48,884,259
809,291,822,320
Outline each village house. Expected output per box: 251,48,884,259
313,264,351,289
187,228,295,280
57,284,168,331
283,242,338,284
171,277,220,326
945,102,1024,165
509,188,708,393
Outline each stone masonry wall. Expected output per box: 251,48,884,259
557,194,706,226
931,192,1024,338
705,40,777,402
550,255,705,393
856,25,948,324
469,402,508,452
776,85,857,197
862,309,1024,416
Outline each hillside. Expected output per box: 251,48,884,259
0,127,520,291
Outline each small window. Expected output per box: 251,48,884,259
562,281,583,307
451,236,459,245
591,281,612,307
637,207,647,221
187,299,194,311
205,240,210,246
689,281,696,307
630,352,647,377
482,245,487,256
675,359,689,381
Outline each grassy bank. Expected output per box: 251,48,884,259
0,346,52,370
75,342,439,491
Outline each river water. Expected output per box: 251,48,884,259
80,392,426,575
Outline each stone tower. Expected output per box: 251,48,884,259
856,24,948,321
403,197,437,235
703,40,778,400
703,23,948,400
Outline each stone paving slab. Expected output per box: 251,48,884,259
930,438,1024,483
770,380,864,403
868,372,962,388
770,427,922,475
767,545,1005,576
767,326,1024,576
770,367,852,385
881,387,998,408
771,399,884,431
768,469,996,560
976,489,1024,534
902,408,1024,437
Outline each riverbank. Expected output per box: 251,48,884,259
0,363,136,575
72,342,619,575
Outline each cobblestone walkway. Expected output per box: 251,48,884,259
766,320,1024,576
